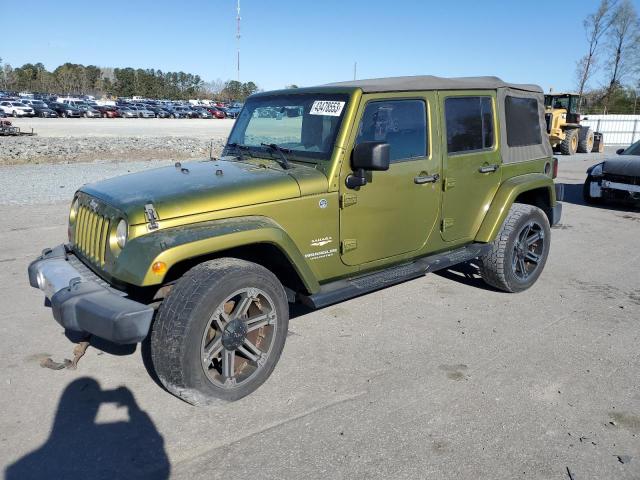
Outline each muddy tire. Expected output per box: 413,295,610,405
150,258,289,405
559,129,578,155
479,204,551,293
578,127,594,153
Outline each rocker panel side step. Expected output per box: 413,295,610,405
300,243,491,309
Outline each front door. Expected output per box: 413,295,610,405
339,93,441,266
438,91,502,242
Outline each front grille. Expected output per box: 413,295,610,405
74,198,111,266
603,173,640,186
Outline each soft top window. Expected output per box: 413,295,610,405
445,96,494,155
505,96,542,147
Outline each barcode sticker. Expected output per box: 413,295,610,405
309,100,346,116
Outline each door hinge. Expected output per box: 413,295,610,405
340,193,358,208
444,177,456,191
341,239,357,253
441,218,454,231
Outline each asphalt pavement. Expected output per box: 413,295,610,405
0,150,639,479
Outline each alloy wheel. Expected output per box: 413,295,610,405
200,287,277,388
512,220,545,281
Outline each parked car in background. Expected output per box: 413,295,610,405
0,101,35,117
135,106,156,118
32,103,59,118
94,105,121,118
117,106,138,118
82,107,102,118
205,106,226,119
49,102,82,118
224,105,242,118
21,99,57,117
584,139,640,207
146,106,172,118
164,106,190,119
190,106,213,119
172,106,198,118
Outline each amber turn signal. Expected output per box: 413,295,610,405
152,262,167,274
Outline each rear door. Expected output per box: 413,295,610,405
439,91,502,242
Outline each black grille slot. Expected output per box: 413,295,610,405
73,197,110,266
604,174,640,186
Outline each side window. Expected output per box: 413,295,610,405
356,99,427,163
445,96,494,154
505,96,542,147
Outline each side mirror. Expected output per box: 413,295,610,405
346,142,390,189
616,148,625,155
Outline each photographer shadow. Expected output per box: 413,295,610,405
5,377,170,480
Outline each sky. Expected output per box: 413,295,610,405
3,0,640,93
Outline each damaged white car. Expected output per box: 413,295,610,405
583,140,640,206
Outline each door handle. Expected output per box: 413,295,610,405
414,173,440,184
479,164,499,173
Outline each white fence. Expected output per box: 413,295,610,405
581,115,640,146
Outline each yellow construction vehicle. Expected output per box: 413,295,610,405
544,93,603,155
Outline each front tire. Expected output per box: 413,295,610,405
151,258,289,405
479,204,551,293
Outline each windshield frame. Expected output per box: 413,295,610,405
226,92,351,165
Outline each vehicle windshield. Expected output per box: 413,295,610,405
623,139,640,155
227,93,350,163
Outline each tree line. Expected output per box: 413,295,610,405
575,0,640,114
0,61,259,101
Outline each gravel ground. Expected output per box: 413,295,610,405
1,149,639,479
0,118,233,165
0,160,176,205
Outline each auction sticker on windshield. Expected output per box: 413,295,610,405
310,100,346,116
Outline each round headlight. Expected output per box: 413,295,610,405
116,219,128,248
69,198,79,223
591,163,603,177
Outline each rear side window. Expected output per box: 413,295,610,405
356,99,427,163
505,96,542,147
445,97,494,154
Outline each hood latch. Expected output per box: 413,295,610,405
144,203,160,230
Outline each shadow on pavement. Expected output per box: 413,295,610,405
5,377,170,480
559,182,640,213
560,182,588,206
435,261,498,292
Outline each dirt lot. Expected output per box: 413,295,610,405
8,117,235,138
0,151,639,479
0,118,234,165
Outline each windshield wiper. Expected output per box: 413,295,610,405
261,143,291,169
225,142,252,161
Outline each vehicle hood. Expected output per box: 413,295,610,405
79,159,328,225
602,156,640,176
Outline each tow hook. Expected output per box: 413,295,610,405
40,339,91,371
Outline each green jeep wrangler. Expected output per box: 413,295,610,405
29,76,562,404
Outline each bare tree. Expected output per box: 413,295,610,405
603,0,640,109
575,0,616,110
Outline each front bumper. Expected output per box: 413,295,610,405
28,245,154,344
